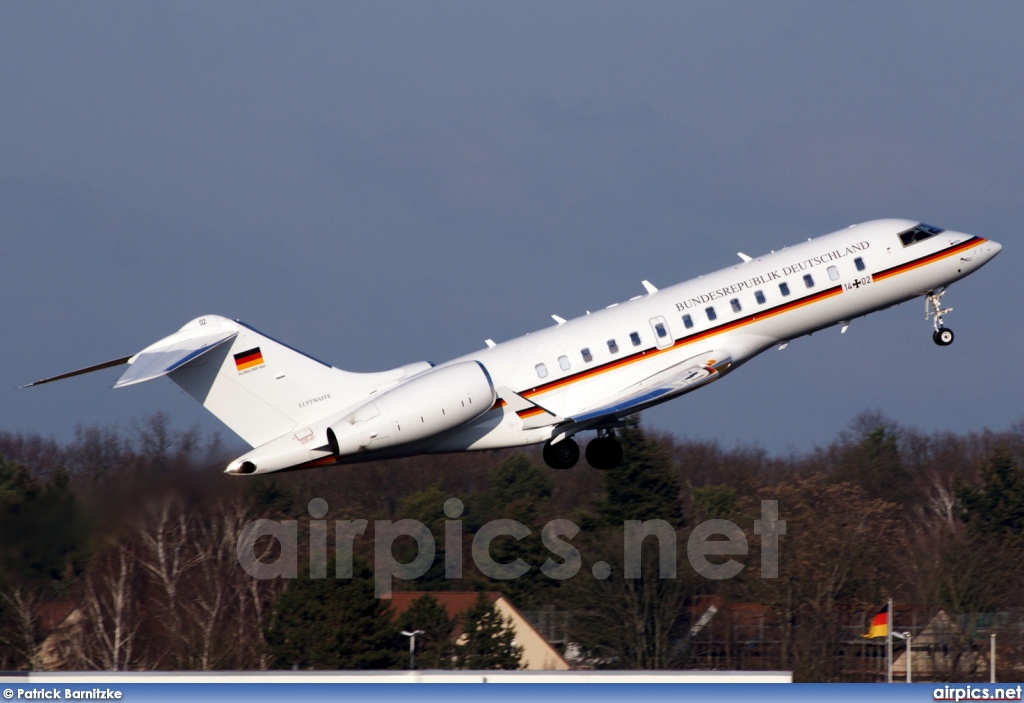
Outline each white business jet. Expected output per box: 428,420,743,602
26,219,1000,473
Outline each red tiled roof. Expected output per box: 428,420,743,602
35,601,76,632
389,591,500,621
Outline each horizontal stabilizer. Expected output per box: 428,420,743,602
21,355,133,388
114,329,238,387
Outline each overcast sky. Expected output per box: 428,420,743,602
3,1,1022,458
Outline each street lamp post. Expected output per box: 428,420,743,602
402,630,424,670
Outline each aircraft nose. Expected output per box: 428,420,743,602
987,239,1002,257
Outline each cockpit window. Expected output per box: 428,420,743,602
899,223,945,247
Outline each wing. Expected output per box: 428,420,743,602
550,351,732,443
496,386,565,430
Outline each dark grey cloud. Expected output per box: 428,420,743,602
3,1,1021,454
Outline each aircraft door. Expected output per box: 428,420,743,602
650,316,673,349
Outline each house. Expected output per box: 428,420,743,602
389,591,570,671
892,609,991,681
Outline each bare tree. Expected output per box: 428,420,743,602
137,497,206,668
219,495,283,670
0,586,44,669
62,544,144,670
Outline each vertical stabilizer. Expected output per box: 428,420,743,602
125,315,416,447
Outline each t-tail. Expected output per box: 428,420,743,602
23,314,441,474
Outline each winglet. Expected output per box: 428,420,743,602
642,280,658,294
737,252,752,262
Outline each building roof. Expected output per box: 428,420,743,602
388,591,569,670
389,591,500,622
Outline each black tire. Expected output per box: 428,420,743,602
543,438,580,469
933,327,954,346
585,437,623,470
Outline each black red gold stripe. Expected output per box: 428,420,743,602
513,284,844,403
510,237,985,406
874,237,985,282
297,236,986,468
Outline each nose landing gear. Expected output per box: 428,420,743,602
933,327,954,346
926,288,955,346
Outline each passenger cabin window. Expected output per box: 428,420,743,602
803,274,814,288
827,265,839,281
607,339,619,354
854,257,866,271
558,355,570,371
899,222,945,247
755,290,766,305
706,306,717,321
535,363,548,379
654,322,668,339
581,347,593,363
629,331,642,347
730,298,741,313
779,282,791,297
682,314,694,329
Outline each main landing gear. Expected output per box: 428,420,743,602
542,437,579,469
542,430,623,470
926,288,955,347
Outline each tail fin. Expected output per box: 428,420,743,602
25,315,429,448
159,315,426,447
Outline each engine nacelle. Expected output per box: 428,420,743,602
326,361,495,457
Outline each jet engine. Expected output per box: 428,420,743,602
326,361,495,457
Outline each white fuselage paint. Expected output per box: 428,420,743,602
30,218,1001,475
363,219,999,460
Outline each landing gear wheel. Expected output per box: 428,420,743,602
585,436,623,470
543,438,580,469
933,327,954,346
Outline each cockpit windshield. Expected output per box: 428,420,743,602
898,222,945,247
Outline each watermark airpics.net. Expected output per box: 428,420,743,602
236,498,786,598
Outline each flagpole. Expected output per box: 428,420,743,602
907,633,912,683
886,597,893,683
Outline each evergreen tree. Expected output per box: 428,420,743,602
561,422,693,669
264,556,402,669
396,594,454,669
454,592,523,670
393,484,451,590
475,454,558,610
477,454,553,525
689,484,738,522
958,446,1024,548
832,417,912,505
0,454,86,588
596,422,684,526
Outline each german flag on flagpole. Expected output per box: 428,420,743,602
862,606,888,638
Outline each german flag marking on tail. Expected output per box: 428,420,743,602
234,347,265,372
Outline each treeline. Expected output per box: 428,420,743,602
0,412,1022,680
